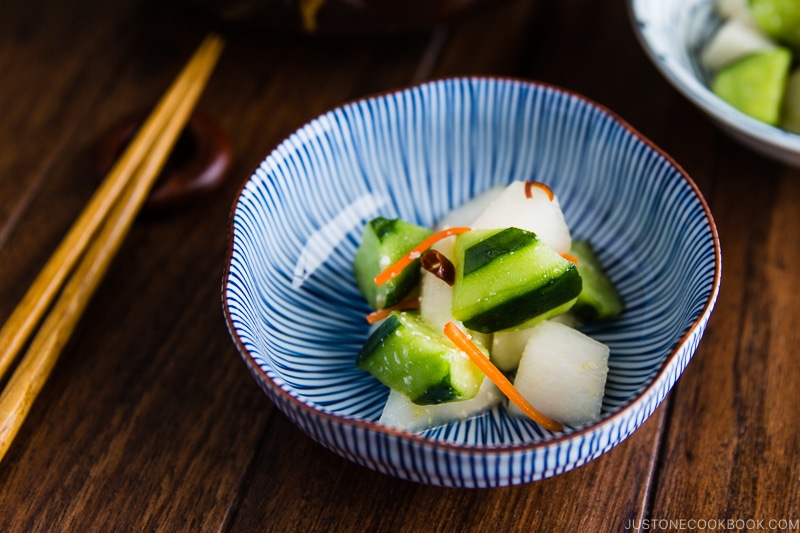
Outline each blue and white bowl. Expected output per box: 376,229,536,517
223,77,721,488
628,0,800,167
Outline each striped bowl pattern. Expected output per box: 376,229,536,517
628,0,800,168
223,77,721,487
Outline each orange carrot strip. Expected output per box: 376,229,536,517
365,298,420,325
443,321,564,432
524,181,554,201
374,227,471,287
561,252,580,264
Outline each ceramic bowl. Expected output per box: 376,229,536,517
628,0,800,167
222,77,721,488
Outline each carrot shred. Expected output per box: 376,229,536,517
365,298,420,325
525,181,554,201
443,322,564,432
374,227,471,287
561,252,580,264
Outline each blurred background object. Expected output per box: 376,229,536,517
185,0,503,33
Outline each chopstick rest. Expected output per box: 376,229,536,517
94,111,232,212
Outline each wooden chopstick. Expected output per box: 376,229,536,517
0,34,223,380
0,34,224,460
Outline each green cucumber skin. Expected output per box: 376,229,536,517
356,312,483,405
711,47,792,126
413,376,460,404
452,228,582,333
462,265,582,333
750,0,800,50
371,217,399,240
569,241,624,321
353,217,433,309
462,228,534,276
356,314,401,367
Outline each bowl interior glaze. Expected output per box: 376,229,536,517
223,77,720,486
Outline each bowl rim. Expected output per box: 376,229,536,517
625,0,800,154
221,75,722,454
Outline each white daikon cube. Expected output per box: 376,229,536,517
714,0,757,26
418,236,491,348
509,321,609,426
491,316,582,372
435,185,506,230
379,378,503,433
418,236,460,335
701,19,775,71
469,181,571,253
491,328,535,372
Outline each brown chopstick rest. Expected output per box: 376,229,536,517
95,112,232,212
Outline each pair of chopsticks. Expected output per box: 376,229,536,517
0,34,224,461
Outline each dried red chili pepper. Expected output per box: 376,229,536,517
420,249,456,286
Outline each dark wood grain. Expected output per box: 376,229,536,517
228,402,666,532
652,152,800,522
0,0,794,530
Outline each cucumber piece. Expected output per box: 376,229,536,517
356,312,486,405
711,47,792,125
750,0,800,51
781,67,800,133
451,228,582,334
509,321,610,427
353,217,433,309
569,241,624,321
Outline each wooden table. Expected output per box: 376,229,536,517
2,0,798,530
